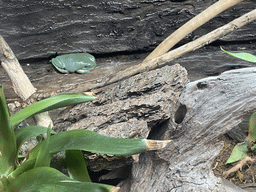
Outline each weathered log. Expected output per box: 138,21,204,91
3,46,255,103
0,0,255,60
53,63,189,172
121,67,256,191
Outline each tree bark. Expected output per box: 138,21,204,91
0,0,255,60
53,63,189,172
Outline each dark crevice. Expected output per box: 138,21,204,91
210,39,256,47
17,39,256,65
18,49,149,64
197,82,208,89
88,165,131,186
174,104,187,124
147,120,169,140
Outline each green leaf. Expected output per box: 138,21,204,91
10,93,95,127
0,86,17,176
34,125,52,168
15,126,56,153
29,129,147,160
220,47,256,63
226,143,248,164
6,167,113,192
0,176,9,191
247,112,256,142
7,159,36,185
65,150,91,182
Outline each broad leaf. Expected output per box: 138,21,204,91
221,47,256,63
15,126,56,153
226,143,248,164
28,129,147,160
34,125,51,168
247,112,256,142
6,167,113,192
8,159,36,180
65,150,91,182
10,93,95,127
0,86,16,176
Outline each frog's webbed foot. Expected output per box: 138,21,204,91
76,68,93,74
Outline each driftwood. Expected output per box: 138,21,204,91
1,1,256,191
52,64,256,191
0,36,36,100
2,5,256,103
53,64,189,172
104,8,256,87
0,35,53,131
0,0,255,60
119,67,256,191
143,0,243,61
2,0,256,104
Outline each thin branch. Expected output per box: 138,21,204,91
104,8,256,86
143,0,243,62
223,156,255,178
0,35,53,128
0,36,36,100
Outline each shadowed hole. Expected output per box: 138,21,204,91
174,104,187,124
197,82,208,89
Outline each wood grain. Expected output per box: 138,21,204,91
0,0,255,60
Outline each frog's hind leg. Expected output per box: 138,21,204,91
53,65,69,73
76,68,91,74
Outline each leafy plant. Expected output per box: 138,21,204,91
220,47,256,63
220,47,256,164
0,85,170,191
226,112,256,164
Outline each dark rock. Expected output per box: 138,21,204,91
0,0,255,60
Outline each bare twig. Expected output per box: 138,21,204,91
223,156,255,178
143,0,243,62
104,8,256,86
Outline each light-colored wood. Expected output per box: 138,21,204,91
0,36,53,128
123,67,256,191
0,36,36,100
143,0,243,62
105,8,256,86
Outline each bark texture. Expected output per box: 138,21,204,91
121,67,256,192
53,63,189,171
0,0,255,60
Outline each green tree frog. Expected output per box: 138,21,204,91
51,53,96,73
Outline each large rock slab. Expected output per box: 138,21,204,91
0,0,255,59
